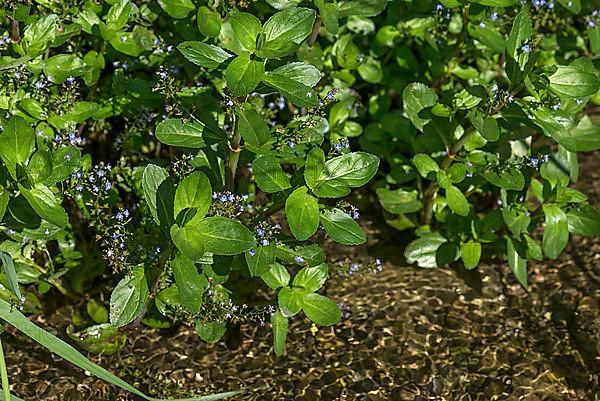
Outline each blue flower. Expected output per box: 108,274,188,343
295,255,304,263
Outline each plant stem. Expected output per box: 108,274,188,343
226,112,240,191
128,247,172,329
308,15,322,47
0,335,11,401
10,19,19,43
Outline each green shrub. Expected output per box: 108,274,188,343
0,0,599,398
346,1,599,286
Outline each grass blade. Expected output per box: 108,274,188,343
0,298,240,401
0,253,22,302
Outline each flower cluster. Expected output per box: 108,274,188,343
331,138,351,155
170,153,195,179
49,125,87,148
528,0,555,10
209,191,251,218
585,10,599,28
336,201,361,220
332,257,383,278
527,154,550,169
252,221,281,247
70,162,114,198
489,84,515,113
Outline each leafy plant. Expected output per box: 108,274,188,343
338,1,600,287
0,0,599,399
0,0,383,397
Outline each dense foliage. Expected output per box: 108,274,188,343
0,0,599,398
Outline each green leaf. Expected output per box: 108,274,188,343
285,186,320,241
197,7,222,37
22,14,58,57
571,116,600,152
376,187,422,214
358,57,383,83
460,241,481,270
467,22,506,54
252,155,291,193
105,0,131,32
155,118,225,148
0,192,7,222
18,184,69,227
547,66,600,99
278,286,307,317
323,152,380,187
43,54,85,83
403,83,437,131
170,225,205,262
337,0,387,18
262,72,319,107
300,293,341,326
158,0,195,19
28,150,53,183
567,205,600,236
506,11,533,61
305,148,325,190
269,62,321,87
45,146,81,184
271,309,288,356
0,298,239,401
0,116,34,179
445,185,470,216
177,216,255,256
195,320,227,343
292,263,328,292
320,208,366,245
506,236,527,288
171,254,207,314
404,232,447,268
245,243,275,276
225,53,264,96
260,262,290,289
482,167,525,191
142,164,174,227
174,171,212,222
259,7,316,58
472,0,518,6
219,12,262,54
177,41,232,70
412,154,440,177
236,104,271,147
110,266,148,327
0,252,22,302
502,206,531,236
542,204,569,259
556,0,580,13
86,299,108,324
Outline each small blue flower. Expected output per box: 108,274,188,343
256,228,266,237
295,255,304,263
248,249,256,257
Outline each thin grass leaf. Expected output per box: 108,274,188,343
0,336,11,401
0,390,24,401
0,253,21,302
0,298,240,401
